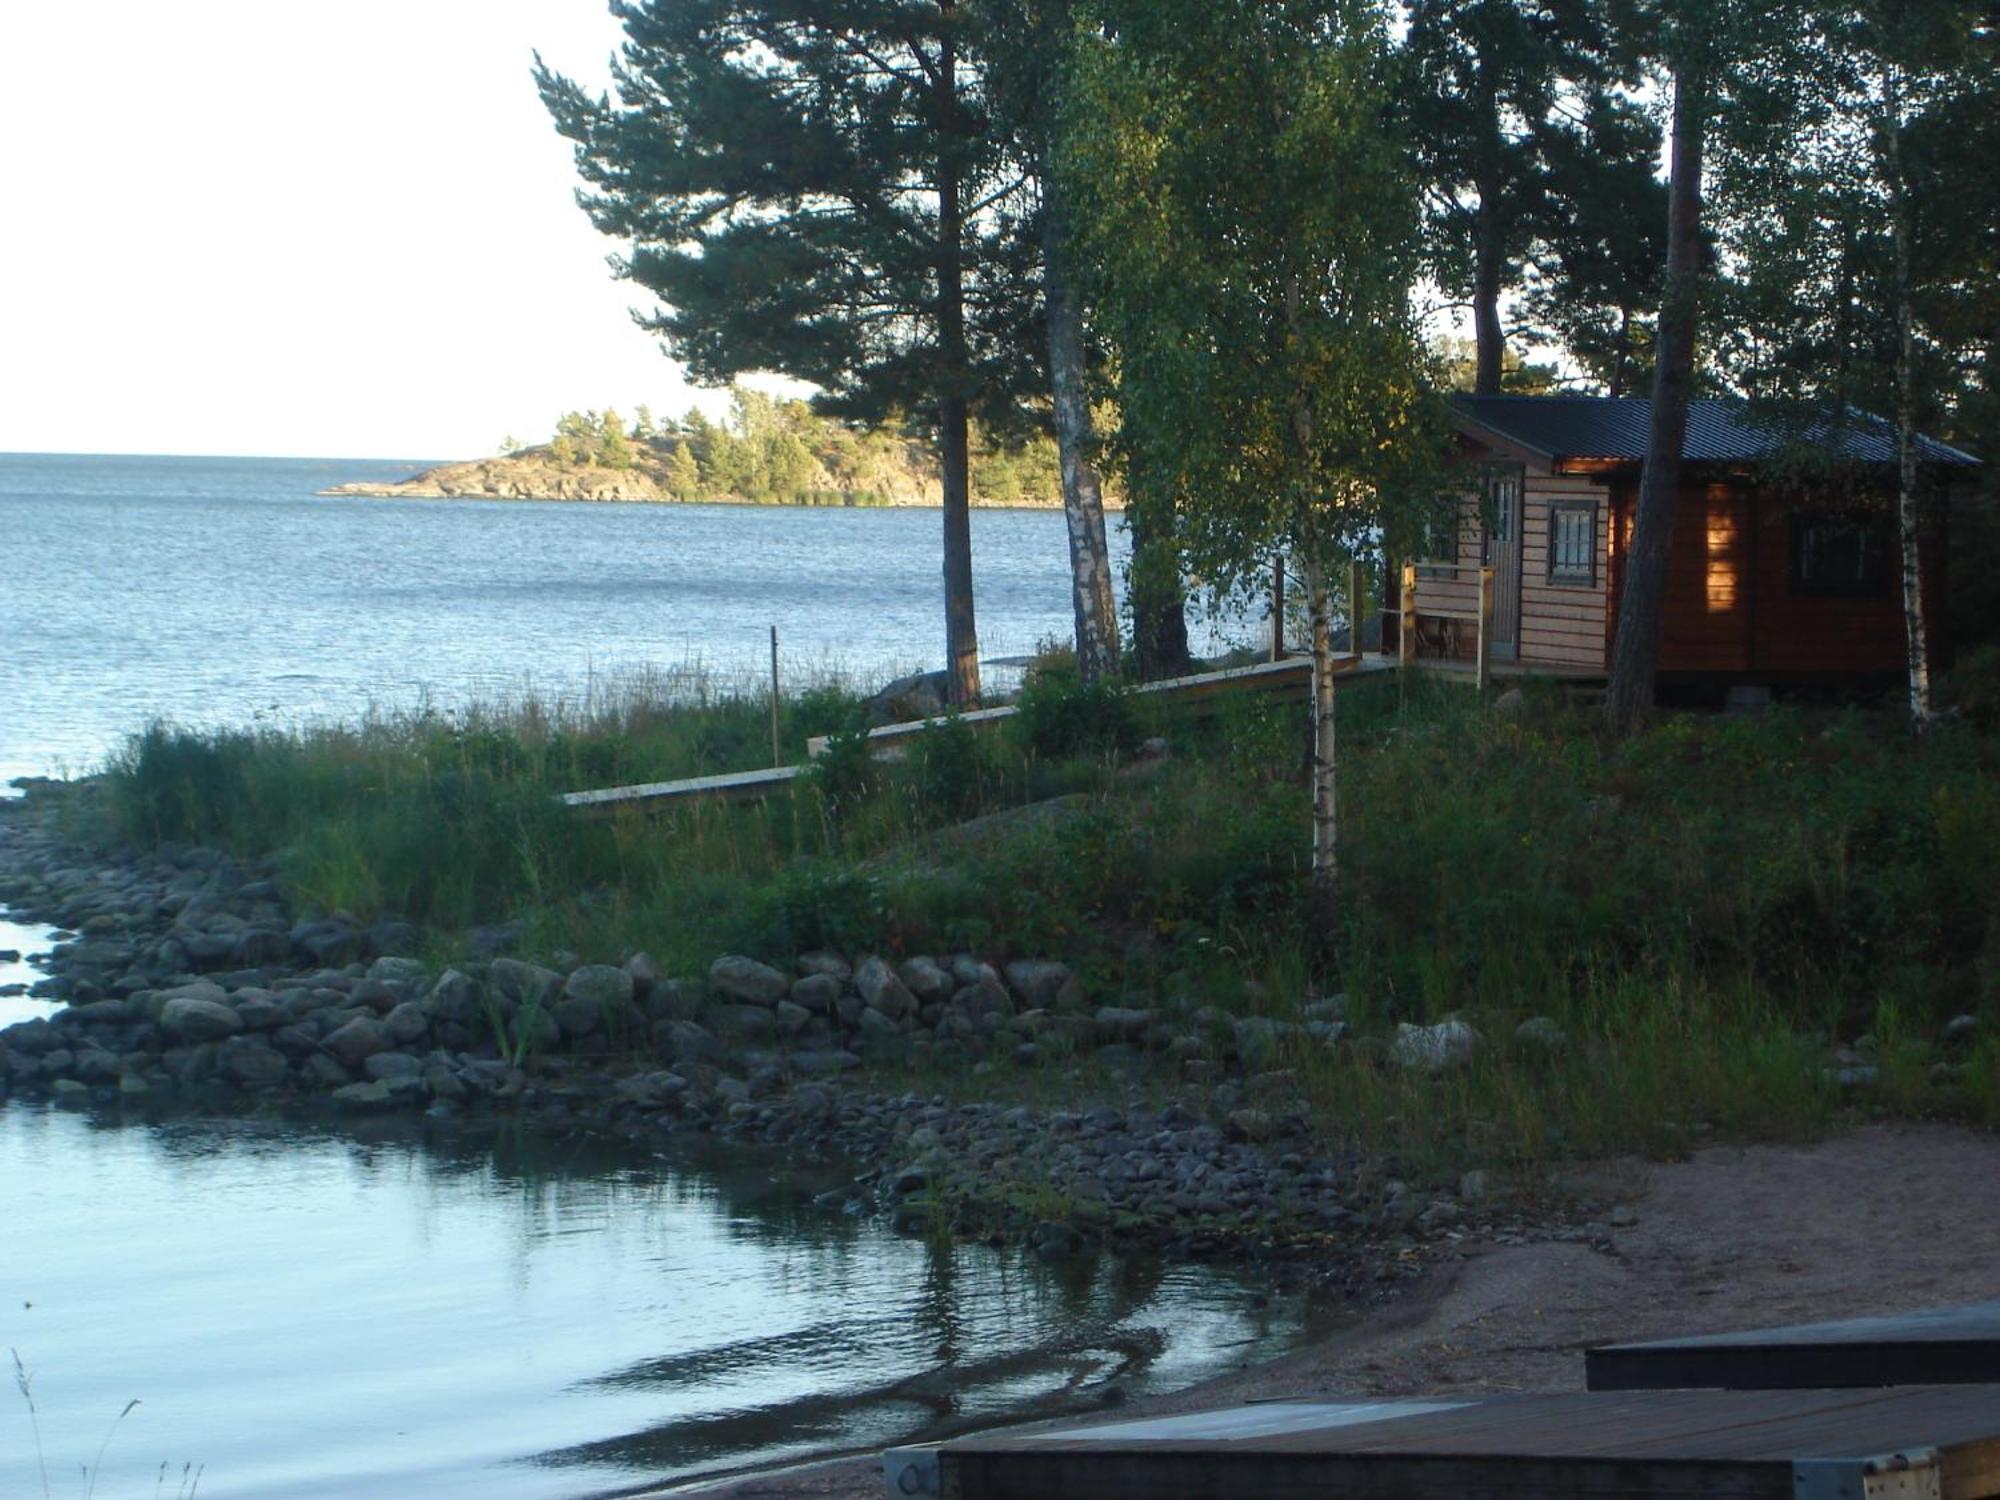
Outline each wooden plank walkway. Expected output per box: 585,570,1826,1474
1587,1301,2000,1392
892,1387,2000,1499
564,655,1395,818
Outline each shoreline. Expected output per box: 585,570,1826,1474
316,482,1121,511
0,777,1512,1270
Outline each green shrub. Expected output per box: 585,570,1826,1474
1012,663,1139,761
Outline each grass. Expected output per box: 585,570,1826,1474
83,658,2000,1186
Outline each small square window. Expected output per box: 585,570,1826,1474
1548,501,1596,587
1791,514,1890,596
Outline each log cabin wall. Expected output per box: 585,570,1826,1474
1518,473,1612,670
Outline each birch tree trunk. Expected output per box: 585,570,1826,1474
1882,72,1933,729
1041,165,1121,682
1305,559,1339,926
1604,59,1708,735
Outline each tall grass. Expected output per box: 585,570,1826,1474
90,664,2000,1160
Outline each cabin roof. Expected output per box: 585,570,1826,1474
1452,395,1980,469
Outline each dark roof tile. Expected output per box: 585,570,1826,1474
1452,396,1979,468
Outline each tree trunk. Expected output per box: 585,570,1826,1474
1127,491,1192,679
936,8,981,707
1604,60,1707,735
1305,559,1339,927
1040,157,1120,682
1882,73,1932,729
1472,184,1506,396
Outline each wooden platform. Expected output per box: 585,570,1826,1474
889,1387,2000,1499
1587,1301,2000,1392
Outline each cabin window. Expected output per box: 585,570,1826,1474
1547,501,1596,587
1790,514,1890,596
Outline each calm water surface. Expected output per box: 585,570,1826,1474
1,455,1290,1497
0,1105,1306,1500
0,453,1250,788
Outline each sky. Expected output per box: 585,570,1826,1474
0,1,733,460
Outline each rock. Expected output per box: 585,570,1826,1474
421,969,482,1024
159,990,244,1044
1094,1006,1153,1044
423,1064,468,1102
291,919,362,967
708,954,790,1005
899,957,953,1003
488,958,562,1007
854,956,918,1020
330,1079,396,1112
362,1051,423,1081
559,965,633,1038
789,1049,859,1077
218,1038,289,1088
300,1053,351,1089
1608,1205,1639,1228
1514,1016,1569,1052
610,1070,681,1109
467,920,524,959
623,952,660,1002
232,927,291,967
864,670,947,726
1004,960,1082,1011
774,1000,812,1035
714,1004,779,1043
1492,687,1527,718
384,1001,430,1046
949,985,1013,1030
661,1019,724,1066
63,999,130,1026
232,991,286,1031
321,1017,392,1068
367,956,429,993
789,973,841,1014
1391,1019,1482,1072
72,1047,122,1084
797,950,852,982
1942,1014,1980,1050
1225,1108,1274,1142
1459,1169,1491,1202
858,1005,901,1038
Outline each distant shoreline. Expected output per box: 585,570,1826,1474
317,445,1121,509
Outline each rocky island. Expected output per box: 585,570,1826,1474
322,386,1096,508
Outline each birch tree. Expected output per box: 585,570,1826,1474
1069,0,1447,921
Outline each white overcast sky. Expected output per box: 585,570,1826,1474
0,1,731,460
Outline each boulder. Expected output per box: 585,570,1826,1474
421,969,482,1024
622,952,660,1002
797,950,852,982
708,955,789,1005
362,1051,423,1081
367,956,429,993
218,1038,289,1088
1004,960,1082,1012
789,973,841,1014
159,991,244,1044
854,956,917,1020
899,957,953,1003
1094,1006,1153,1044
615,1070,688,1109
1514,1016,1569,1053
63,999,131,1027
1392,1019,1482,1072
488,958,563,1007
714,1004,779,1044
321,1017,393,1069
561,965,634,1036
384,1001,430,1046
864,671,947,726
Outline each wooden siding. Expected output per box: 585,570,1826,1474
1518,473,1611,669
1607,482,1927,678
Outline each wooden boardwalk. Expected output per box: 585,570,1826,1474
1587,1301,2000,1392
891,1387,2000,1499
565,654,1395,818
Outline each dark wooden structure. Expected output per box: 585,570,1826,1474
892,1388,2000,1499
1385,396,1979,686
1588,1301,2000,1393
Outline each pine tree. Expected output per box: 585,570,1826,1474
537,2,1036,705
664,440,701,500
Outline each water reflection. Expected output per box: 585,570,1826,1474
0,1105,1306,1499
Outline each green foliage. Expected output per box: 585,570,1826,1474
1011,663,1138,761
913,712,989,822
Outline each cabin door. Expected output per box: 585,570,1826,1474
1482,467,1523,659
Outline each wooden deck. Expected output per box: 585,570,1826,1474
891,1387,2000,1499
1587,1301,2000,1392
565,654,1395,817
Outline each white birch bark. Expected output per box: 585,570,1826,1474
1882,70,1932,729
1305,559,1339,920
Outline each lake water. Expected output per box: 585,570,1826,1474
0,1104,1305,1500
0,454,1292,1496
0,453,1252,789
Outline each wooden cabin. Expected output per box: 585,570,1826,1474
1385,395,1980,685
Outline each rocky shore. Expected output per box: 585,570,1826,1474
0,782,1567,1273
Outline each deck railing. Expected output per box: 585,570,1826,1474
1399,560,1496,692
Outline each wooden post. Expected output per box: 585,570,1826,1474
769,625,782,767
1348,559,1366,660
1399,562,1417,671
1269,553,1286,661
1477,566,1494,693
